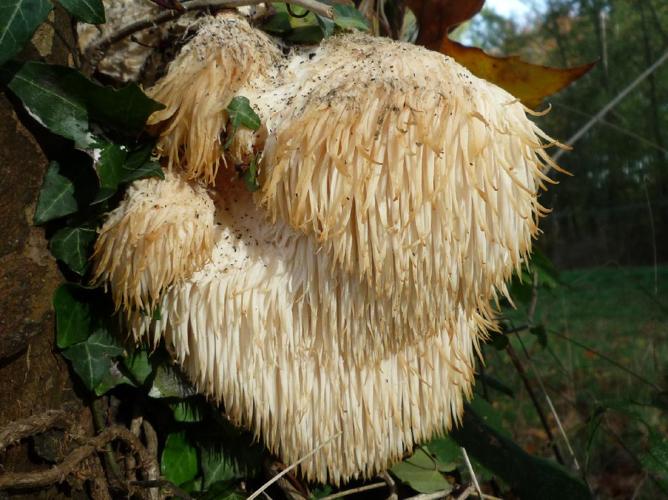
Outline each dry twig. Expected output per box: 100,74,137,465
82,0,334,74
0,410,72,452
0,425,158,491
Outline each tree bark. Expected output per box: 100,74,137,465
0,6,92,497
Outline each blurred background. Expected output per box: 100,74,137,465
451,1,668,498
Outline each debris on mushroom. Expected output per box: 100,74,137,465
93,11,562,484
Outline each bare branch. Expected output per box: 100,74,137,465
82,0,334,75
0,410,72,452
0,426,158,491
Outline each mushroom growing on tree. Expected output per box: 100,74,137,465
93,11,562,483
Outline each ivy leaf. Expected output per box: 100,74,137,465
161,432,199,486
61,329,125,390
451,403,591,500
224,96,260,148
53,284,93,349
0,0,53,66
199,481,247,500
88,82,164,136
427,437,461,471
49,225,96,275
242,156,260,192
227,96,261,129
170,400,205,423
405,0,594,108
391,448,452,494
94,362,135,396
260,11,292,35
201,447,246,489
123,349,153,385
2,62,96,147
120,143,164,183
331,5,369,32
2,62,163,147
94,142,126,203
34,161,79,224
148,364,197,399
58,0,105,24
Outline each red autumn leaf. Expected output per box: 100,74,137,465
405,0,484,50
405,0,594,108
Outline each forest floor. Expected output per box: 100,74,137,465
483,265,668,499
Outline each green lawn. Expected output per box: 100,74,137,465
480,265,668,499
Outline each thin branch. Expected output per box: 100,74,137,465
248,431,342,500
0,426,158,491
320,481,386,499
0,410,72,452
505,342,565,465
460,447,482,500
515,332,581,473
82,0,334,74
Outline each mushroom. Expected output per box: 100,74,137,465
93,13,560,483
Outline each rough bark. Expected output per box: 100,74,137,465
0,6,92,496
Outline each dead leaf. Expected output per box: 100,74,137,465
405,0,595,108
405,0,484,49
441,39,596,108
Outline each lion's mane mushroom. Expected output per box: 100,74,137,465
93,13,561,483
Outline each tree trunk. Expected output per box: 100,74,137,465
0,6,92,497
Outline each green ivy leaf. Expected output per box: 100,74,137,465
49,225,96,275
199,480,247,500
94,142,126,202
120,143,164,183
260,11,292,35
53,284,93,348
286,25,325,43
94,363,135,396
123,349,153,385
171,400,205,423
427,437,462,471
58,0,105,24
0,0,53,66
2,62,96,147
451,404,591,500
242,156,260,192
33,162,79,224
469,397,511,438
161,432,199,486
61,329,125,390
2,62,163,147
224,96,260,148
201,447,247,489
331,5,369,31
148,364,197,399
391,448,452,494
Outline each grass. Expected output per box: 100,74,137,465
479,265,668,499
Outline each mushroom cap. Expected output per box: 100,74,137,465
94,13,559,484
93,171,215,311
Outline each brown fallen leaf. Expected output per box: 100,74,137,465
405,0,595,108
441,38,596,109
